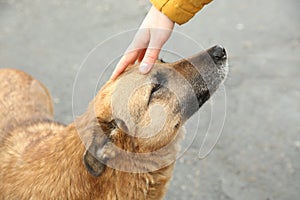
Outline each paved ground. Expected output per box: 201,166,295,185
1,0,299,199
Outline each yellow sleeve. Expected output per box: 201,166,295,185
150,0,213,25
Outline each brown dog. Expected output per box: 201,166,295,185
0,45,228,200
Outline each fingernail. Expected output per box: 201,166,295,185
139,63,152,74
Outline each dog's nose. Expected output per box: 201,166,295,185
207,45,227,64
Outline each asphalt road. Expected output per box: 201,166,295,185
1,0,299,199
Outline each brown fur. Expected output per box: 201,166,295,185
0,46,227,199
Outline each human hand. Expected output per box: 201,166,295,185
110,6,174,80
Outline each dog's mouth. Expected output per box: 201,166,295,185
150,45,228,119
186,45,228,107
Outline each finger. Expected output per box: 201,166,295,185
139,47,160,74
137,48,146,63
110,51,139,80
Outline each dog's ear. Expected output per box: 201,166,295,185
83,150,105,177
82,119,117,177
77,103,117,177
83,132,108,177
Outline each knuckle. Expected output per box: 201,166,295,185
144,53,158,63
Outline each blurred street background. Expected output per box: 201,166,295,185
0,0,299,199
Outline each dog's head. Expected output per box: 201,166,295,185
82,45,228,176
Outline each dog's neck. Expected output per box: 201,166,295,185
53,112,177,199
2,109,177,199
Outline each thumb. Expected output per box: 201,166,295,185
139,47,160,74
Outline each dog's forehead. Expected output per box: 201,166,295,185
124,62,181,78
151,70,168,85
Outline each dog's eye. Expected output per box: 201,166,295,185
150,83,162,96
148,83,162,105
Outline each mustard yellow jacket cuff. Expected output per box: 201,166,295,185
150,0,213,25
